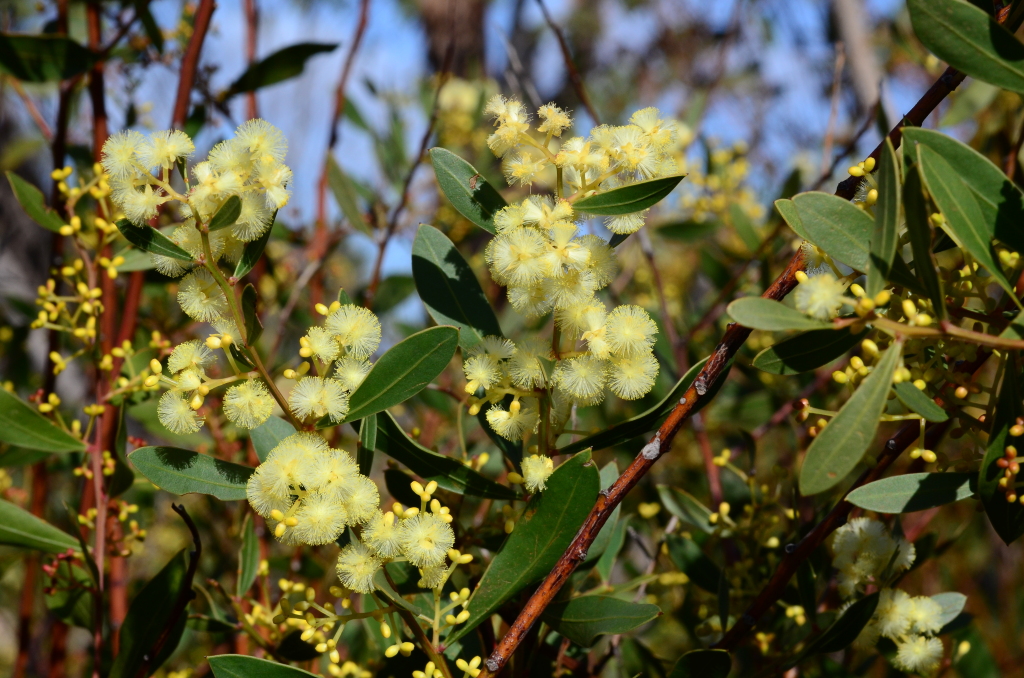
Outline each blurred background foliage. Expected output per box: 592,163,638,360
1,0,1022,676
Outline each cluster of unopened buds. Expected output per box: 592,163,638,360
997,421,1024,503
52,163,113,204
41,549,85,597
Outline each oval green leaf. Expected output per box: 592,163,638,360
241,283,263,345
209,653,319,677
657,485,715,533
237,517,259,596
208,195,242,232
429,147,507,234
978,367,1024,544
412,224,503,350
799,341,902,495
129,446,254,500
868,138,901,296
574,174,686,215
326,157,371,236
0,498,80,553
6,171,65,232
337,325,459,423
357,412,377,476
909,0,1024,94
446,450,599,644
726,297,830,332
234,213,276,278
0,389,85,452
227,42,338,95
798,592,879,659
116,219,193,261
846,472,975,513
541,595,661,647
372,412,516,499
903,164,947,320
669,649,731,678
0,33,95,82
792,191,874,270
893,382,949,422
753,327,866,375
932,592,968,629
775,198,811,242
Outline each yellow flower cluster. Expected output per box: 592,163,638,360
831,517,915,598
857,588,946,674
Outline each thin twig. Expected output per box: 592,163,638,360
244,0,259,120
171,0,215,130
535,0,599,124
7,78,52,141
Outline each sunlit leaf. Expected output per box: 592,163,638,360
574,174,685,215
5,171,64,232
0,498,79,553
429,148,506,234
234,213,276,278
129,447,253,501
0,389,85,452
227,43,338,95
846,472,975,513
116,219,193,261
249,415,295,463
868,138,901,296
893,382,949,422
208,195,242,232
726,297,830,332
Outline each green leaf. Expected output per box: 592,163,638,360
45,561,94,628
116,219,193,261
909,0,1024,94
446,450,599,643
412,224,503,350
541,595,660,647
932,592,968,629
108,405,136,497
893,382,949,422
371,275,415,315
249,415,295,463
337,326,459,423
372,413,516,499
797,562,818,625
0,447,50,467
799,341,902,495
903,127,1024,256
583,461,621,565
775,198,811,242
558,356,722,456
753,327,866,375
5,171,64,232
942,79,999,126
796,592,879,660
129,447,254,501
136,2,164,53
227,42,338,95
0,389,85,452
357,413,376,476
903,165,947,320
668,649,731,678
0,498,79,553
0,33,94,82
846,472,975,513
208,195,242,232
326,156,371,236
868,138,901,296
915,144,1015,296
595,514,629,582
657,485,714,533
234,213,276,278
574,175,686,215
429,148,507,234
109,549,190,678
237,516,259,597
209,655,319,678
726,297,830,331
240,283,263,345
951,626,1000,678
666,534,721,592
978,367,1024,544
729,202,760,252
792,191,874,270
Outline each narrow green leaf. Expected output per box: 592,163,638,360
574,175,686,215
541,595,660,647
666,534,721,592
241,284,263,345
129,447,253,501
792,191,874,270
372,413,515,499
137,2,164,53
357,413,377,476
558,357,720,456
868,138,901,296
338,326,459,423
116,219,193,261
429,148,506,234
0,448,50,467
208,195,242,232
932,592,968,629
373,276,416,314
234,213,276,278
412,224,503,350
797,562,818,625
583,462,621,566
797,592,879,659
595,515,629,582
729,202,760,252
227,43,338,95
45,561,94,627
108,405,135,497
326,156,371,236
775,198,811,242
668,649,731,678
446,451,599,643
657,485,714,533
5,171,64,232
893,382,949,422
909,0,1024,94
915,144,1014,296
0,33,94,82
799,341,902,495
941,79,999,126
846,472,975,513
904,127,1024,255
726,297,831,331
114,247,155,272
0,498,79,553
753,327,866,375
249,415,295,463
903,165,947,320
978,367,1024,544
109,550,189,678
0,389,85,452
237,516,259,596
